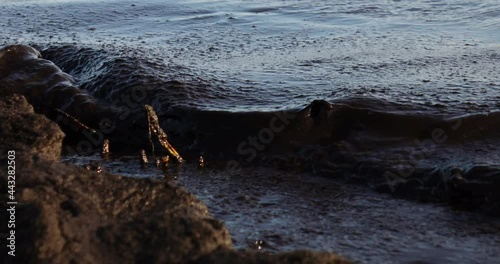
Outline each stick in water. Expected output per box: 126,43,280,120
54,108,97,134
140,149,148,167
144,105,184,163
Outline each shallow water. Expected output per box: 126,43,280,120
2,0,500,263
64,155,500,264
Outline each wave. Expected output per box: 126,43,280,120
1,44,499,214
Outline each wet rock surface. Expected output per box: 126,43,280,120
6,156,232,264
0,95,350,264
0,94,65,161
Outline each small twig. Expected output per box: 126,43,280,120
147,117,156,161
55,108,96,133
144,105,184,163
102,139,110,154
198,155,205,169
162,156,170,170
101,139,110,159
140,149,148,167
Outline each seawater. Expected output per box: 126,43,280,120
1,0,499,112
1,1,500,263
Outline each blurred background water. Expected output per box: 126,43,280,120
1,0,499,112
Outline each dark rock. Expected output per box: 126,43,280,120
0,93,34,114
10,155,231,264
0,94,65,160
60,199,81,217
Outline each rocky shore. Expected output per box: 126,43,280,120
0,94,351,263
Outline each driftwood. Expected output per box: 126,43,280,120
144,105,184,163
54,106,184,166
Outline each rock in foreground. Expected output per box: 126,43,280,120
0,94,64,161
9,155,232,264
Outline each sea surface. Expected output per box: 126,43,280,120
2,0,500,112
2,0,500,263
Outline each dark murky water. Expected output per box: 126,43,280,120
2,0,500,263
63,155,500,264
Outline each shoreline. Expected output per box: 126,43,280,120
1,95,500,263
0,94,351,263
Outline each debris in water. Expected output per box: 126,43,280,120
144,105,184,163
84,161,103,173
54,108,96,133
157,156,170,172
251,240,265,250
101,139,110,159
140,149,148,167
162,156,170,168
198,155,205,169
